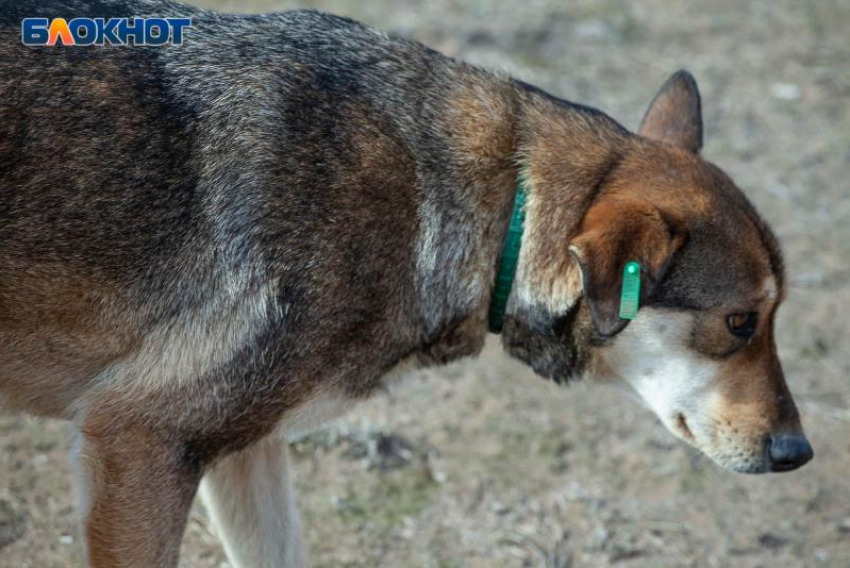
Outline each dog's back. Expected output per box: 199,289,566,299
0,0,499,420
2,6,514,563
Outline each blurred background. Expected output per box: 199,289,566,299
1,0,848,566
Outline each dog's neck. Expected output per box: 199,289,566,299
414,77,629,370
511,86,630,316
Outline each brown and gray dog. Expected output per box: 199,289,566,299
0,0,812,566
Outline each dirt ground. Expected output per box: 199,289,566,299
2,0,849,566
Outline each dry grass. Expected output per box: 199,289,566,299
2,0,849,566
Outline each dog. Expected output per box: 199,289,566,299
0,0,812,566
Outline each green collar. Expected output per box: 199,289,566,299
488,178,527,333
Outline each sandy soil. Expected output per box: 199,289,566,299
1,0,849,566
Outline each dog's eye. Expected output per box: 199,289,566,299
727,312,758,338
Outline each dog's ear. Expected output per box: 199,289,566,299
639,70,703,153
570,200,688,337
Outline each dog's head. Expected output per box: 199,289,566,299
504,71,811,474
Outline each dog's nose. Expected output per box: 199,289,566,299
766,434,813,472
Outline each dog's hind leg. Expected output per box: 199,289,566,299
199,433,306,568
71,412,203,568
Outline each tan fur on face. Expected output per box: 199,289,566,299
764,275,779,301
699,331,802,471
601,306,802,473
574,142,801,473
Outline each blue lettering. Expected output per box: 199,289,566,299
98,18,122,45
144,18,170,46
21,18,49,46
118,18,145,45
69,18,97,46
169,18,192,45
22,17,192,47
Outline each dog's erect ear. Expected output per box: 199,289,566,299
639,70,703,153
570,200,688,337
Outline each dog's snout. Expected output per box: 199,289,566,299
766,433,813,472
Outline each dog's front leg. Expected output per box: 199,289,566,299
70,413,202,568
199,433,306,568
